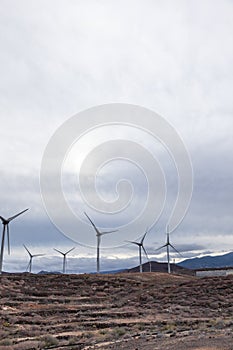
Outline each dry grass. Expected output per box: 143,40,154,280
0,272,233,349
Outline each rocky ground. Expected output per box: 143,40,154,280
0,272,233,349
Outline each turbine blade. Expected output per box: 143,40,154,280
142,245,150,261
53,248,64,255
84,212,100,234
125,240,140,246
33,254,45,257
1,225,6,249
0,216,6,223
100,230,118,236
140,230,148,244
23,244,31,256
8,208,29,222
7,225,10,255
26,261,31,272
154,244,167,252
65,247,76,255
169,244,183,257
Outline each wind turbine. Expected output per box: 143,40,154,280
126,230,151,273
53,247,76,274
84,212,117,273
155,226,182,274
23,245,44,273
0,208,29,273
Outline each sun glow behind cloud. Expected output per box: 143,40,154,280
0,0,233,272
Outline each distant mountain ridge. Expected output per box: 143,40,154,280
34,252,233,275
38,270,62,275
178,252,233,270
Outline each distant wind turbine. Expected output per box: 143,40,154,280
126,230,151,273
0,209,29,273
84,212,117,273
155,226,182,274
53,247,76,274
23,245,44,273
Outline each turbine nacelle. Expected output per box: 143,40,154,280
53,247,76,257
23,244,44,273
23,245,45,259
84,211,118,273
0,217,10,225
125,230,150,273
0,209,29,273
84,212,117,237
154,227,183,273
0,209,29,225
53,247,76,273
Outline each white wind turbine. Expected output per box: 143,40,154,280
155,226,182,274
84,212,117,273
126,230,151,273
53,247,76,274
0,208,29,273
23,245,44,273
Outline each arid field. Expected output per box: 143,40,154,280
0,272,233,349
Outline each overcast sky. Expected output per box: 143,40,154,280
0,0,233,273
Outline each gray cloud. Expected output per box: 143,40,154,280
0,0,233,271
4,253,141,274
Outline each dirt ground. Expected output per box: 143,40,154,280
0,272,233,349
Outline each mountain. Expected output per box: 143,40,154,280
38,270,62,275
124,261,195,275
178,252,233,270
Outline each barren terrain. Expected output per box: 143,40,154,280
0,272,233,349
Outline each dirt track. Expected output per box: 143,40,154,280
0,273,233,349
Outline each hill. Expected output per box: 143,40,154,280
178,252,233,269
124,260,195,275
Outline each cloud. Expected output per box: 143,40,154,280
3,250,141,274
0,0,233,271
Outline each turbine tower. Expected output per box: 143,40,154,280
84,212,117,273
0,209,29,273
53,247,76,274
126,230,151,273
23,245,44,273
155,226,182,274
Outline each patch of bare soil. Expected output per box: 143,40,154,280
0,272,233,349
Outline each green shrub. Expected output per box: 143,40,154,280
39,335,58,347
0,338,12,346
111,327,126,337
